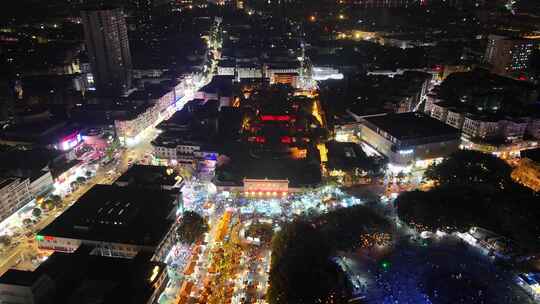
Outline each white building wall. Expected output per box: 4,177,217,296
446,111,465,130
29,171,54,198
0,178,33,222
430,103,448,122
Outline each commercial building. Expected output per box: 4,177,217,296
0,120,83,153
243,179,290,196
27,172,55,199
81,7,132,96
346,71,433,118
114,104,158,146
114,84,181,146
0,148,58,199
426,102,540,157
115,165,183,191
0,178,33,223
0,246,167,304
484,35,535,77
151,99,220,168
359,112,461,165
37,185,179,261
423,69,540,157
152,133,218,167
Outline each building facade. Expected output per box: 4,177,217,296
484,35,535,77
29,171,55,199
0,178,33,222
359,113,461,165
115,106,158,145
243,178,289,196
81,7,132,96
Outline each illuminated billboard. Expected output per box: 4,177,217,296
57,132,82,151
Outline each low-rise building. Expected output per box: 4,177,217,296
462,115,500,140
0,178,33,222
0,120,83,153
427,101,535,144
236,64,263,80
37,185,179,261
28,171,54,199
359,112,461,165
445,108,466,130
430,102,449,122
243,178,290,196
115,165,183,191
0,148,58,199
0,246,167,304
115,104,158,146
152,135,218,167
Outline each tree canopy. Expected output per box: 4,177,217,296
32,208,42,218
424,150,512,188
268,205,391,304
398,151,540,249
176,211,208,244
0,235,11,246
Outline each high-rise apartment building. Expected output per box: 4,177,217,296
484,35,535,77
81,7,132,96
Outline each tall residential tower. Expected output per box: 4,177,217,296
81,7,132,96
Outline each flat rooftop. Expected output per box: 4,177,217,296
363,112,460,140
116,165,180,188
0,246,165,304
39,185,176,247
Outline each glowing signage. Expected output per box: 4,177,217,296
59,132,82,151
281,136,292,144
260,115,291,121
149,265,160,282
204,153,218,161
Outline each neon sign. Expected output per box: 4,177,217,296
59,132,82,151
260,115,291,121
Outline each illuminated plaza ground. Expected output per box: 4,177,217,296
162,176,540,304
334,206,537,304
350,236,536,304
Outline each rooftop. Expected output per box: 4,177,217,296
0,246,165,304
363,112,460,140
0,120,79,144
116,165,180,189
0,148,62,178
39,185,176,247
0,268,41,286
0,177,18,190
127,85,171,101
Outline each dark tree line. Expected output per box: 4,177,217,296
268,205,391,304
424,149,512,187
397,150,540,249
176,211,208,244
